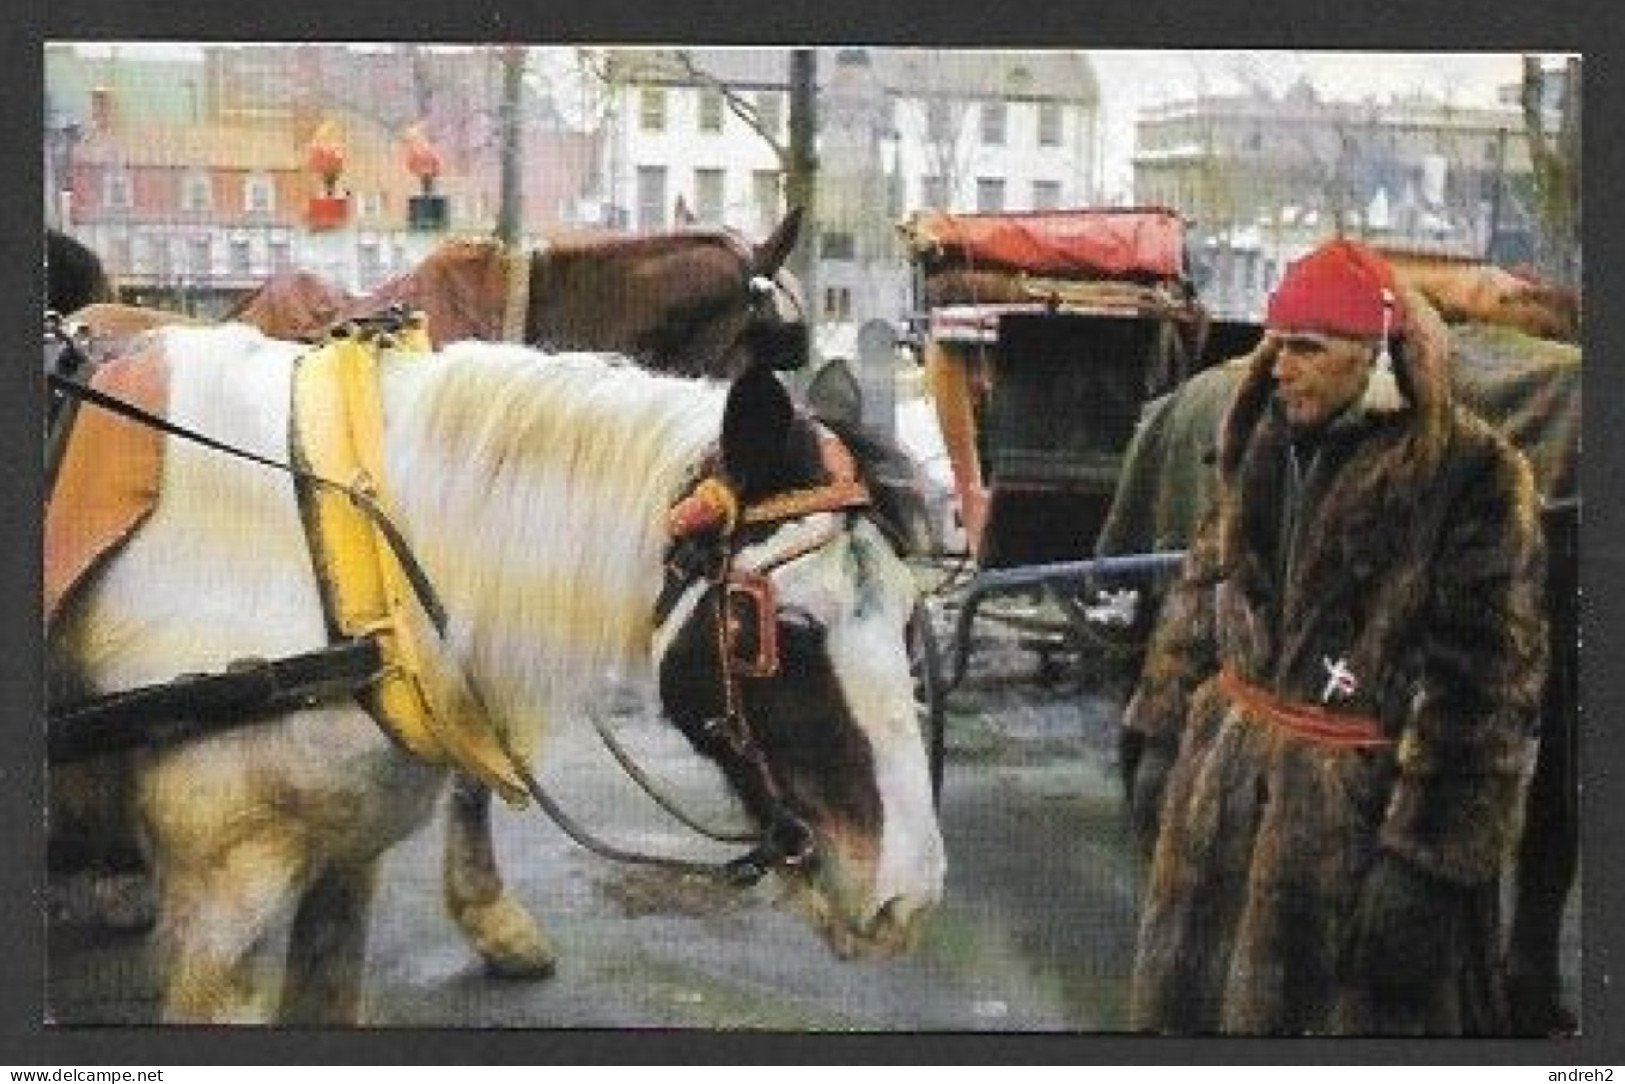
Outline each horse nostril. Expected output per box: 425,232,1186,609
869,894,920,938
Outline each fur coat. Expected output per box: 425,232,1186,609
1125,295,1547,1034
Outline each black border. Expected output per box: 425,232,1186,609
10,0,1621,1066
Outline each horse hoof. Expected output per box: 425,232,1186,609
459,896,557,980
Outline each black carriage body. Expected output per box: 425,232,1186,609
978,310,1171,568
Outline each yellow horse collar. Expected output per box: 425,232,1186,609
290,321,527,804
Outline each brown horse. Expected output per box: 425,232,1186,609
1380,246,1579,344
225,210,807,377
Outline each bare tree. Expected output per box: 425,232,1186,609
494,45,526,245
1521,54,1581,287
668,49,820,320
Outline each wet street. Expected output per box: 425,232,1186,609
46,584,1153,1031
43,581,1579,1033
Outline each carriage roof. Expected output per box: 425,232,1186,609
899,207,1198,344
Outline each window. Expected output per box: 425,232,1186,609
639,87,667,132
921,175,947,209
229,238,251,276
356,191,387,221
102,170,132,212
181,172,212,214
269,239,292,272
1031,180,1061,211
694,168,725,223
755,91,782,135
926,100,952,142
980,101,1006,146
823,286,852,321
698,88,724,132
186,236,210,276
358,239,382,283
820,231,855,260
976,177,1005,213
147,237,172,279
752,169,780,227
109,237,132,275
243,174,275,215
1037,101,1062,146
636,165,668,230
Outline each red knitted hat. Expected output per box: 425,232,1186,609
1266,239,1402,339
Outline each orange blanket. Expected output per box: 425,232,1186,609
44,350,168,629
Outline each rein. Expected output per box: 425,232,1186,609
45,323,449,636
646,425,877,871
47,311,855,886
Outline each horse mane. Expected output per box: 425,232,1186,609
385,344,728,730
815,415,935,557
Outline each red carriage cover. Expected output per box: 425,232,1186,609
901,207,1188,282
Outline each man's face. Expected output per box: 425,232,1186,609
1269,331,1375,430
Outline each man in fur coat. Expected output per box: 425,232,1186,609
1124,239,1548,1034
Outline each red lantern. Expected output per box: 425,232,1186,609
304,119,349,229
403,123,442,193
305,120,346,197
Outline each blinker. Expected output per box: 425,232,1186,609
724,572,780,678
669,476,740,538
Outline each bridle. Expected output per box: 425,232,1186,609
651,423,875,876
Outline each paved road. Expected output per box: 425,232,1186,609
43,590,1578,1032
46,593,1153,1031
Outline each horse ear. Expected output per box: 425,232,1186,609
720,364,795,492
752,207,803,277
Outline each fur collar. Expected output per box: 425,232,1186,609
1211,292,1458,684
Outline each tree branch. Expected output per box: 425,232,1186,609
671,49,790,163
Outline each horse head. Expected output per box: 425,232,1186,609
650,364,944,958
526,210,809,379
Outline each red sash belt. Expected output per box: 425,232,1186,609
1218,667,1394,750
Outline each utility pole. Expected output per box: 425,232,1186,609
787,49,819,336
495,45,526,246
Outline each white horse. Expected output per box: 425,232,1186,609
48,324,946,1024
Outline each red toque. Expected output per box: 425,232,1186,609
1266,239,1402,339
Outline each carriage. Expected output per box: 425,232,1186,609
896,207,1217,683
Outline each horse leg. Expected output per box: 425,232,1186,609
443,774,556,978
151,834,306,1024
279,860,379,1025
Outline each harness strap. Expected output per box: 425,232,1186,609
1218,666,1393,749
501,247,533,343
49,637,384,763
47,369,448,634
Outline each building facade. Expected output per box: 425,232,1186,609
45,44,598,314
1131,79,1539,317
597,47,1103,341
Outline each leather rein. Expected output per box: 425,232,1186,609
44,308,866,887
638,426,876,879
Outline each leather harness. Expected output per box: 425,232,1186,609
45,306,869,883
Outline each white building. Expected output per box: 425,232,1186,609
597,48,1103,340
